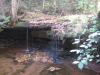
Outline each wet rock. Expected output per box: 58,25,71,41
40,64,71,75
47,66,61,72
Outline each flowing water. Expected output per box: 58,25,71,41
24,26,61,63
25,26,29,52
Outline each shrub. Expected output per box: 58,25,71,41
72,15,100,70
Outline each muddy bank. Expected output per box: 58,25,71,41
0,54,96,75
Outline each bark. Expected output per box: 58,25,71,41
42,0,45,10
11,0,19,27
53,0,57,14
97,0,100,12
95,0,98,13
0,0,5,15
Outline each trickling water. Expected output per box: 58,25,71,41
24,25,61,63
54,37,59,63
49,35,61,64
25,26,30,53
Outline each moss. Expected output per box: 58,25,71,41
16,22,28,27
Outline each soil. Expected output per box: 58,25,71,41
0,48,97,75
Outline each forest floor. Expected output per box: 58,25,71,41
0,48,97,75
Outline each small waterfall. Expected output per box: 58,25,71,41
54,36,60,63
23,26,61,63
49,34,61,64
25,26,30,53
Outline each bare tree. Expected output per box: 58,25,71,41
11,0,19,27
43,0,45,10
53,0,57,14
97,0,100,12
0,0,5,15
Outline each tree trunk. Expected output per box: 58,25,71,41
53,0,57,14
43,0,45,10
0,0,5,16
11,0,19,27
97,0,100,12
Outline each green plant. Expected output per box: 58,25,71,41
0,16,11,32
74,31,100,70
0,16,11,28
72,16,100,70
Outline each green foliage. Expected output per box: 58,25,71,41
18,0,97,15
0,16,11,32
75,0,96,14
73,31,100,70
58,15,91,37
78,62,84,70
96,19,100,30
42,1,56,14
0,0,98,16
72,16,100,70
81,16,98,35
